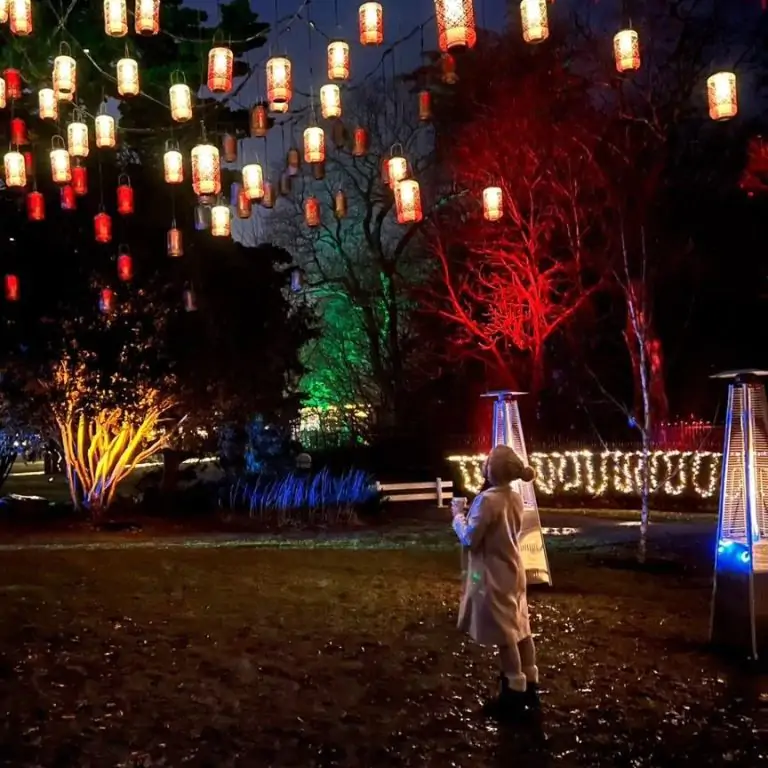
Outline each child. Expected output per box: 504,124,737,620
452,444,538,719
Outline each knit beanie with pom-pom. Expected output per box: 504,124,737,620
486,445,536,487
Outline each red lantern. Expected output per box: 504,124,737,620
117,249,133,281
26,191,44,221
10,117,26,146
394,179,423,223
100,288,115,314
435,0,477,51
418,91,432,121
94,212,112,243
304,197,321,227
207,46,234,93
167,226,183,257
60,185,76,210
352,127,369,157
23,151,33,178
71,165,88,196
4,274,19,302
236,187,252,219
117,176,134,214
222,133,237,163
441,54,458,84
3,68,22,100
359,3,383,45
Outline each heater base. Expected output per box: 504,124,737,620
711,570,768,660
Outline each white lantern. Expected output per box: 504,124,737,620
104,0,128,36
67,116,89,157
4,150,26,187
320,84,342,119
242,163,264,200
117,57,140,96
135,0,159,35
482,186,503,221
191,142,221,195
164,143,184,184
38,88,58,120
707,72,738,121
169,82,192,122
211,203,231,236
95,113,116,148
520,0,548,44
53,50,77,99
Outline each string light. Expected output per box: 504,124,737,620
447,450,721,499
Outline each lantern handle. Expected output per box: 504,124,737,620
165,138,179,151
71,106,85,123
117,243,130,255
118,172,131,186
170,69,187,86
51,134,66,150
390,142,404,156
58,41,72,57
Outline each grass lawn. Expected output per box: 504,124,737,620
1,530,767,767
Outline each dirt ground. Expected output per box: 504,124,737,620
0,527,766,767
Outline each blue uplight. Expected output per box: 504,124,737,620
717,539,751,569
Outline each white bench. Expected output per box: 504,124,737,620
376,478,454,507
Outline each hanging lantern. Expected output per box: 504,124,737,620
304,197,321,227
279,172,291,196
482,186,503,221
117,175,134,214
191,142,221,195
304,126,325,164
10,117,27,146
67,113,89,157
222,133,237,163
211,202,231,236
60,184,76,210
334,189,347,219
242,163,264,200
94,211,112,243
0,78,5,109
167,225,183,257
3,150,25,187
236,188,252,219
418,90,432,121
164,141,184,183
38,88,58,120
26,191,45,221
194,204,210,230
207,46,234,93
708,72,738,121
266,56,292,104
183,287,197,312
250,104,268,138
9,0,32,35
261,181,275,208
4,275,19,302
3,68,21,100
169,82,192,122
95,113,116,149
117,247,133,281
327,40,351,81
320,84,342,119
613,29,640,73
387,151,408,187
520,0,548,44
53,47,77,100
290,268,304,293
100,288,115,314
287,147,301,175
269,100,288,114
104,0,128,36
441,54,458,84
117,57,140,97
352,127,369,156
435,0,476,51
381,157,390,186
313,161,326,181
135,0,159,35
50,136,71,183
332,120,347,149
23,151,32,177
0,0,7,23
394,179,423,223
71,164,88,196
359,2,383,45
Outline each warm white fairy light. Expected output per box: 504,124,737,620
447,450,721,499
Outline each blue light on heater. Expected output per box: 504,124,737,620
717,539,751,569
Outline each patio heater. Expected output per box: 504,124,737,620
482,390,551,586
710,370,768,660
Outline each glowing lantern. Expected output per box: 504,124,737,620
167,226,183,257
39,88,58,120
50,137,71,183
266,56,292,104
67,114,89,157
304,197,320,227
60,184,76,210
359,3,383,45
250,104,268,137
4,150,25,187
71,165,88,196
0,0,7,23
287,147,301,175
10,118,26,146
191,142,221,195
520,0,548,44
261,181,275,208
104,0,128,36
304,126,325,163
222,134,237,163
353,127,369,156
334,189,347,219
381,157,390,186
613,29,640,73
135,0,159,35
117,57,139,96
418,91,432,121
23,151,32,177
441,53,458,84
327,40,350,80
387,152,408,187
95,113,116,148
26,191,44,221
708,72,738,121
163,141,183,184
269,101,288,114
320,84,342,119
211,202,231,236
117,248,133,281
435,0,476,51
236,188,252,219
117,175,134,214
100,288,114,314
482,186,503,221
169,82,192,122
207,46,233,93
4,275,19,302
242,163,264,200
9,0,32,35
0,78,5,109
3,68,21,100
53,48,77,100
394,179,423,223
183,287,197,312
94,212,112,243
